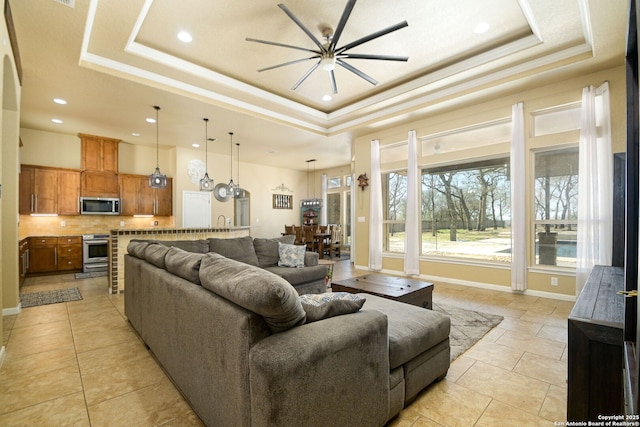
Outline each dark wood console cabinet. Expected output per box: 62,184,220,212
568,265,624,420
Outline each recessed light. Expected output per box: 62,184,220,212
473,22,490,34
177,31,193,43
146,117,156,124
131,132,141,137
192,143,200,148
322,94,332,101
51,118,63,124
53,98,67,105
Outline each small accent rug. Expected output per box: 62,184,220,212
433,303,504,361
20,287,83,308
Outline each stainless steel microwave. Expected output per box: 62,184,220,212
80,197,120,215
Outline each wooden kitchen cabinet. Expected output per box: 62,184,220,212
29,237,58,273
19,239,29,287
79,133,119,173
19,165,58,214
119,174,172,216
28,236,82,274
58,170,81,215
57,236,82,271
80,170,119,198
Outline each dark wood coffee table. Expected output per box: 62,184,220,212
332,274,434,309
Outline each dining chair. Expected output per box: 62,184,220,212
304,226,318,252
329,225,342,258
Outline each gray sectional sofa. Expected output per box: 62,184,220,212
136,235,328,294
124,237,451,426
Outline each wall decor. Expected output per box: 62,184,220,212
273,194,293,209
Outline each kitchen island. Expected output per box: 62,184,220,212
109,226,250,293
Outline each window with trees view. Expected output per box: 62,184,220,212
421,158,511,261
382,171,408,253
533,148,579,268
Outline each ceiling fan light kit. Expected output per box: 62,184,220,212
246,0,409,95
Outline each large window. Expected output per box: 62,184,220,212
421,158,511,261
533,148,579,268
382,171,407,252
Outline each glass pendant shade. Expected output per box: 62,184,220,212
227,132,236,197
200,118,215,191
148,105,168,189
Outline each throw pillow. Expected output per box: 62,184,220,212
278,242,306,268
208,236,259,266
299,292,366,323
144,243,170,269
254,235,296,267
199,253,306,333
165,247,205,285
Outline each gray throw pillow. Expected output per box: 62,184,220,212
162,240,210,254
278,242,306,268
208,236,259,266
165,247,205,285
299,292,366,323
199,253,306,333
127,241,151,258
254,235,296,267
144,243,170,269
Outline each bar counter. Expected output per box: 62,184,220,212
109,226,251,293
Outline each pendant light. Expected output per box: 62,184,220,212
199,118,214,191
148,105,168,188
234,141,246,198
227,132,237,197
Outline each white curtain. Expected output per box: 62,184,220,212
369,140,383,270
576,82,613,296
321,173,327,225
405,130,420,275
510,102,527,291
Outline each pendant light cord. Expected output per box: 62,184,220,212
204,118,209,170
154,105,160,168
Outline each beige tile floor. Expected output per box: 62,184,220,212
0,260,571,426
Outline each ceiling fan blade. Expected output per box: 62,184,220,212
246,37,320,54
292,61,321,90
336,59,378,86
278,4,326,51
329,70,338,94
341,53,408,62
329,0,357,51
336,21,408,54
258,56,321,72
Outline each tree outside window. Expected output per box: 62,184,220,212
382,171,407,252
421,158,511,262
533,148,579,267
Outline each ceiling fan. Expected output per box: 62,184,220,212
246,0,409,94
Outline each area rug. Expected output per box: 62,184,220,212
20,287,83,308
74,271,108,279
433,303,504,361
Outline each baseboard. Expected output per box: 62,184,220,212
352,264,575,302
2,303,21,316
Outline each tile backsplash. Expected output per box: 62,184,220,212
19,215,175,240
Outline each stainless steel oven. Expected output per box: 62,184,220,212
82,234,109,273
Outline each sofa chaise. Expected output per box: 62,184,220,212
124,238,451,426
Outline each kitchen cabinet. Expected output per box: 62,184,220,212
80,171,119,198
57,236,82,271
19,239,29,287
119,174,172,216
58,170,81,215
28,236,82,274
20,165,81,215
29,237,58,273
19,165,58,214
79,133,119,173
